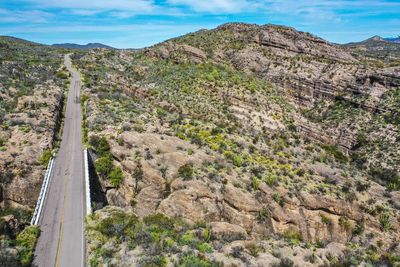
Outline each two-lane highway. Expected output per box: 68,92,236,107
34,54,85,267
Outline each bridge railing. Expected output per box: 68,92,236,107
84,149,92,215
31,157,55,225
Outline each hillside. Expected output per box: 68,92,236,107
72,23,400,266
52,42,115,50
0,36,67,265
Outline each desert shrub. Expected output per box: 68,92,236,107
16,226,40,266
264,173,279,186
321,144,348,163
379,213,392,232
97,136,111,156
369,167,400,190
338,216,353,233
272,193,284,207
352,220,365,236
257,207,270,223
95,156,113,177
143,213,175,231
282,228,302,245
178,163,194,180
109,167,124,187
251,176,261,190
56,71,68,79
179,252,222,267
245,242,263,257
39,149,52,166
197,243,213,253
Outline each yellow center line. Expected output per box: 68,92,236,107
55,71,76,267
55,174,68,267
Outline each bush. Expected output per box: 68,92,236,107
16,226,40,266
178,163,194,180
95,156,113,177
97,137,111,156
379,213,392,232
109,167,124,187
179,252,222,267
39,149,52,166
282,228,302,245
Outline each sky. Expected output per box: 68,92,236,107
0,0,399,48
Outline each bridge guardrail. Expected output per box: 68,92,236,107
31,157,55,225
84,149,92,215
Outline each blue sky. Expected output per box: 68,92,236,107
0,0,399,48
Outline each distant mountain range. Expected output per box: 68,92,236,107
344,35,400,46
52,43,115,49
385,37,400,43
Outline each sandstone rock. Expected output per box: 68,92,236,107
210,222,248,242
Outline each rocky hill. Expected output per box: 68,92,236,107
52,42,115,50
72,23,400,266
0,36,67,264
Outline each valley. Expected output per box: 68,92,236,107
0,23,399,266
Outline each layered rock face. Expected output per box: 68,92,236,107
0,37,65,208
74,23,399,266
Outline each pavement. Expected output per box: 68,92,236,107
33,54,85,267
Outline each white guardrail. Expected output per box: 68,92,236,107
84,149,92,215
31,157,55,225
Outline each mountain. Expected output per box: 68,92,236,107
343,35,400,62
385,37,400,43
72,23,400,266
52,42,115,49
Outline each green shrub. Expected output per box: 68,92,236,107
178,163,194,180
95,156,113,177
143,213,175,231
56,71,68,79
39,149,52,166
97,137,111,156
197,243,213,253
16,226,40,266
140,255,167,267
321,144,348,163
264,173,279,186
379,213,392,232
109,167,124,187
251,177,261,190
282,228,302,245
272,193,284,207
232,154,244,167
179,252,222,267
257,207,270,223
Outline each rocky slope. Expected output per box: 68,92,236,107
0,37,66,265
73,23,400,266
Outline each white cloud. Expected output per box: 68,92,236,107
166,0,259,13
0,8,52,23
22,0,157,12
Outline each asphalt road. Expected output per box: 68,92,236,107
34,54,85,267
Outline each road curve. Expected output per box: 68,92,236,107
34,54,85,267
